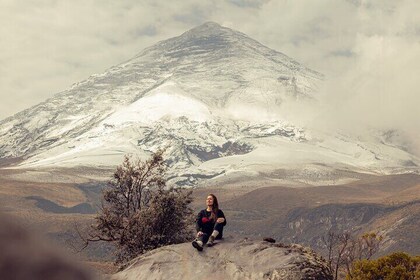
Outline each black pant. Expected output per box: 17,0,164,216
197,222,224,244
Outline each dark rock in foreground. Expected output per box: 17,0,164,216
0,213,94,280
113,237,332,280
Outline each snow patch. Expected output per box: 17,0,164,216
105,82,211,125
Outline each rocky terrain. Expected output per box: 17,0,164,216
1,169,419,268
112,237,332,280
0,209,334,279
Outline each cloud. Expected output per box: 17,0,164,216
221,0,419,154
322,33,420,154
0,1,178,119
228,0,268,8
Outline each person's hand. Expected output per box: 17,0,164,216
216,218,225,223
197,231,204,237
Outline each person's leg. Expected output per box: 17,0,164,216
192,233,209,251
213,222,224,239
200,233,210,244
207,223,224,246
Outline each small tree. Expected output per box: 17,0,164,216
322,231,383,280
344,232,383,278
78,150,194,265
322,231,353,280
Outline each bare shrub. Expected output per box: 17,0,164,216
322,231,383,280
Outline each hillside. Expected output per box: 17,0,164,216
2,169,419,266
193,174,420,256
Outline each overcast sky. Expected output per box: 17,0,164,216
1,0,419,145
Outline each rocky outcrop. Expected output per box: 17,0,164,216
113,237,332,280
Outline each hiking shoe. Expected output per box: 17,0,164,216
192,240,203,251
207,236,215,247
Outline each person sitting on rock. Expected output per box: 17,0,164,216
192,193,227,251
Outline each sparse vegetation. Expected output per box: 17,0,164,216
347,252,420,280
322,231,383,279
78,150,194,265
322,231,420,279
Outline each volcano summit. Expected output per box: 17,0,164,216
0,22,417,186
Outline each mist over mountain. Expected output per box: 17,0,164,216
0,22,418,186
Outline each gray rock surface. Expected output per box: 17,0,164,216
113,237,332,280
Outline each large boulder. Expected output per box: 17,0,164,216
113,237,332,280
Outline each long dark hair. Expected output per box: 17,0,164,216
208,193,219,221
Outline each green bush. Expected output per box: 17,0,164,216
82,151,194,265
347,252,420,280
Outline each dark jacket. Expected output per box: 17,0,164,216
195,209,227,237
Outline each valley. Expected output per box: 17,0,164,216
1,167,418,274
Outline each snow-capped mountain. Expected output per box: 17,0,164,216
0,22,418,186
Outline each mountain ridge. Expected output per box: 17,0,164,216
0,22,418,186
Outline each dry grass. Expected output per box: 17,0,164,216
0,177,86,207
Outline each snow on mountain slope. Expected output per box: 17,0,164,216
0,22,418,186
105,82,212,125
